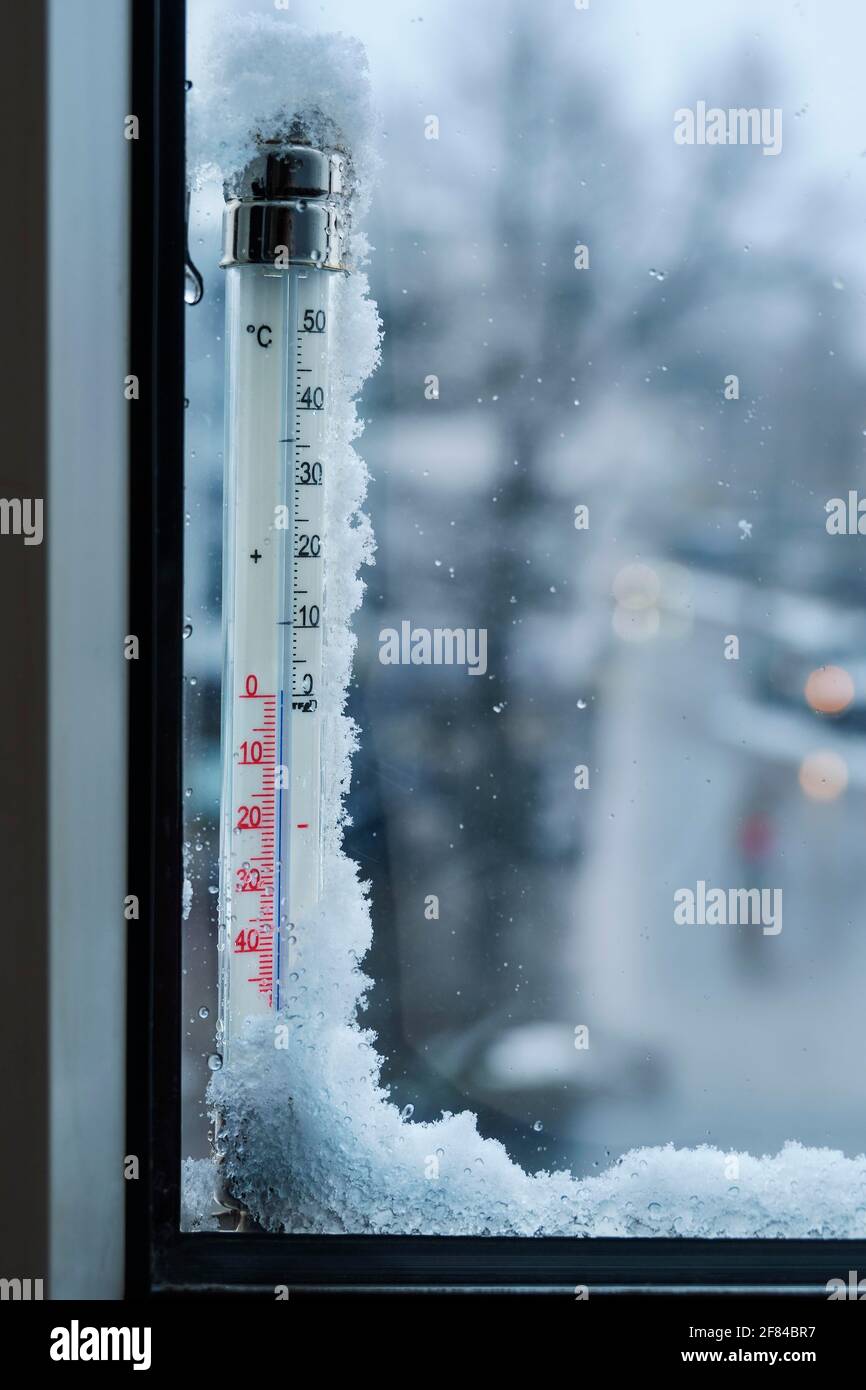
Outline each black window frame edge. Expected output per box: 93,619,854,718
124,0,866,1300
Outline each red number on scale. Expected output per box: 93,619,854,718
239,740,264,764
233,928,260,953
235,866,262,892
236,805,262,830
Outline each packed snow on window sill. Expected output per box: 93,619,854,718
182,14,866,1240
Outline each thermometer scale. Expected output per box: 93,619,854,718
216,144,346,1058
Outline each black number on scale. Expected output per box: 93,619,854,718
298,605,320,628
302,309,327,333
296,534,321,558
297,461,323,485
299,386,325,410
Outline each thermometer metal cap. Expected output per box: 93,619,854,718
220,144,347,271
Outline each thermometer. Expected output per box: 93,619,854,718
216,144,346,1058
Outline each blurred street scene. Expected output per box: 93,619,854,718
183,0,866,1176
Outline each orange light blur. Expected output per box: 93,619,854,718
804,665,855,715
798,749,848,801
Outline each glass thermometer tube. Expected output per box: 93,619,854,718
217,145,345,1058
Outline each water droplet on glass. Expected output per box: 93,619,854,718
184,261,204,306
532,1120,543,1132
207,1053,223,1071
183,619,193,639
401,1103,414,1120
198,1006,209,1020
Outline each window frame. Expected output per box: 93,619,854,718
126,0,866,1299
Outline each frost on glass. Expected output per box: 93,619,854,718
182,12,866,1237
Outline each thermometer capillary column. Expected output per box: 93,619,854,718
217,143,346,1059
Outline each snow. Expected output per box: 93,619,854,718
187,13,379,226
181,1155,220,1233
182,15,866,1240
181,843,193,921
192,1052,866,1235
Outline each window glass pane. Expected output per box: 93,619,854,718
182,0,866,1237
